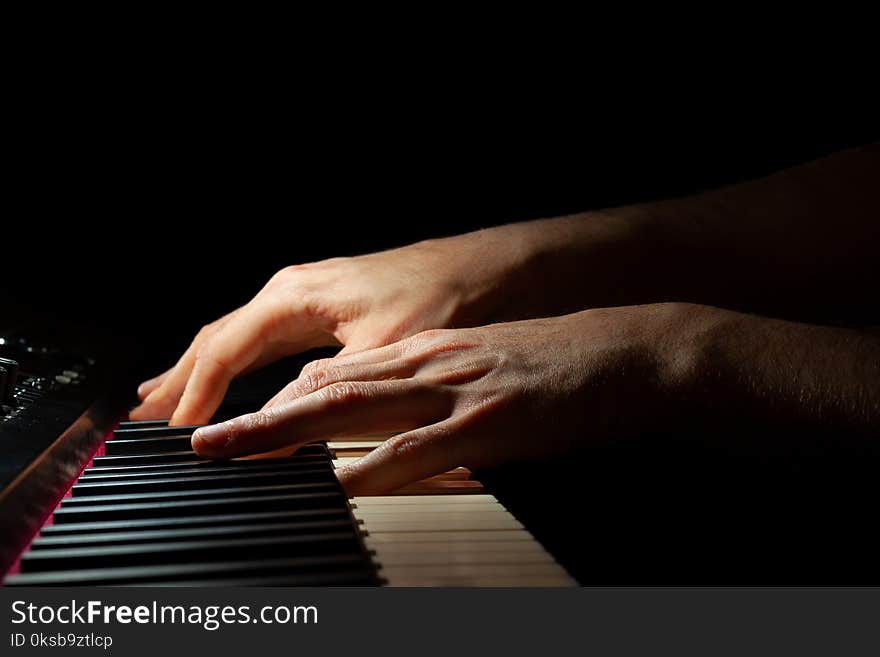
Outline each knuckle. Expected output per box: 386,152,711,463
406,329,447,353
195,324,213,341
299,358,333,392
301,358,330,376
318,381,364,407
384,433,422,459
418,328,445,341
408,328,479,358
193,342,215,364
268,264,304,285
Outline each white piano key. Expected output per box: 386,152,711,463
354,505,504,516
385,574,577,587
326,441,386,451
367,541,553,558
378,563,575,586
375,551,557,568
356,516,524,532
353,504,511,517
363,530,536,544
351,494,498,505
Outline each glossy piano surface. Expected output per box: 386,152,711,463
0,326,139,577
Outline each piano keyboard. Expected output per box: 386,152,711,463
4,422,576,586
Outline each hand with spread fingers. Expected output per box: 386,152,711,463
189,306,680,496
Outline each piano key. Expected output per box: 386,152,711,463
78,461,329,482
40,508,350,535
357,516,524,532
382,572,576,587
334,458,482,493
89,451,213,467
354,503,503,514
5,554,376,586
364,529,537,544
327,440,386,449
52,491,346,523
85,453,330,473
30,518,357,549
91,442,329,466
378,563,574,586
327,440,387,456
62,481,339,505
389,480,484,494
333,457,364,467
145,571,377,586
19,532,365,572
112,425,202,438
71,469,335,495
105,437,202,454
366,539,552,554
352,494,499,506
117,419,168,427
335,465,473,482
422,468,472,481
371,547,557,567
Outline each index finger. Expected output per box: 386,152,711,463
170,301,284,425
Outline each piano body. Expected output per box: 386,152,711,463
0,326,577,586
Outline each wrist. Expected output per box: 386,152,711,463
414,225,540,326
443,212,648,324
647,302,730,400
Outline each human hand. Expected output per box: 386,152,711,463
130,231,532,425
189,304,683,495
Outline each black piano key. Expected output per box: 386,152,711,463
98,442,331,459
20,532,364,572
85,453,330,473
116,419,169,428
78,460,329,482
53,491,345,523
30,517,356,549
96,441,329,462
40,508,351,535
62,481,338,506
90,451,209,467
106,437,197,454
5,554,376,586
113,425,202,438
71,469,335,496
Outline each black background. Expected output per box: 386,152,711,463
4,71,875,361
3,59,878,584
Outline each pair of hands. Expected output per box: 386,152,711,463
130,233,683,495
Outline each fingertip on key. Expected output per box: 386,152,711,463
192,423,232,454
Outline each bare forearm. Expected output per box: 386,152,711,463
445,144,878,324
637,144,879,319
658,303,880,439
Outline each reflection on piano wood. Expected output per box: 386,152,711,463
3,422,576,586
